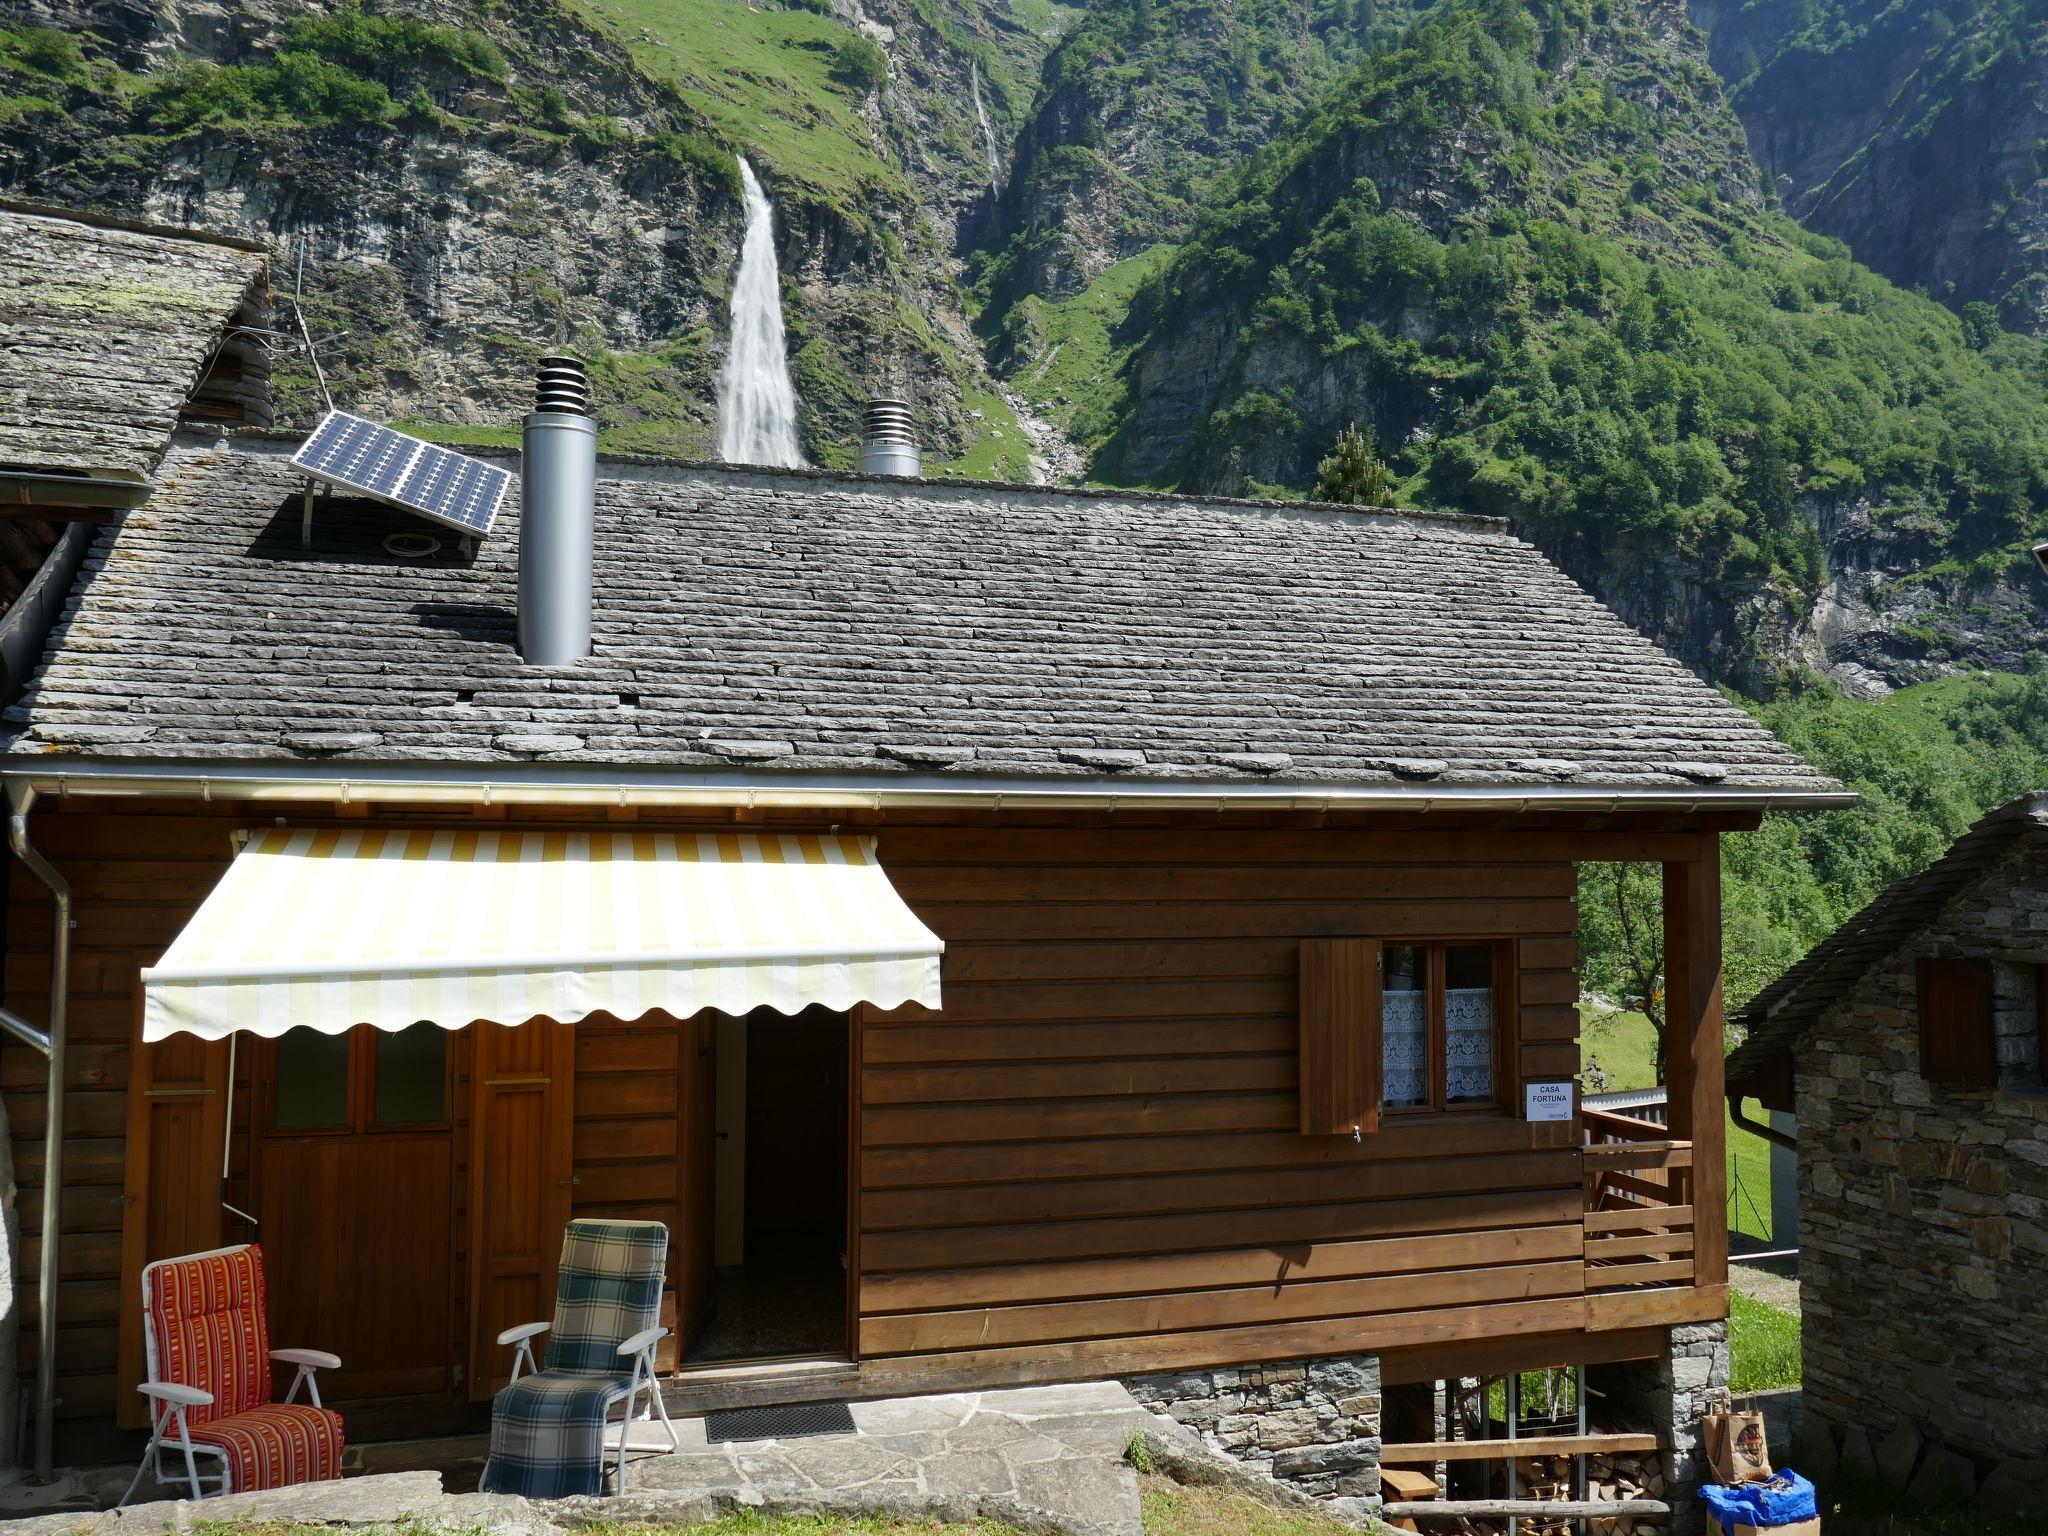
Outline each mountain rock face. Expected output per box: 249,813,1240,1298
977,0,1410,310
1693,0,2048,334
999,0,2048,694
0,0,1060,468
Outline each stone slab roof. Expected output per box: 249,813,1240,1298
1729,793,2048,1082
0,205,267,482
1,432,1840,795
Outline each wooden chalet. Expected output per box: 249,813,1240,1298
0,408,1844,1480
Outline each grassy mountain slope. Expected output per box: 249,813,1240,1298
996,0,2048,693
1691,0,2048,335
973,0,1418,316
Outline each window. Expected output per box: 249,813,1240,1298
267,1022,449,1134
1298,938,1510,1136
1384,942,1504,1112
1916,957,1995,1088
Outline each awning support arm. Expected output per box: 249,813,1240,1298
7,784,68,1483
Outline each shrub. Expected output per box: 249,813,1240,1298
831,34,889,94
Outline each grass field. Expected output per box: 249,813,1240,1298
1728,1289,1801,1392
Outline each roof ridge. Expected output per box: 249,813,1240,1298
203,425,1511,533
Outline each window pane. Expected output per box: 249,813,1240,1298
374,1022,447,1125
274,1028,349,1129
1383,944,1428,1108
1445,944,1495,1104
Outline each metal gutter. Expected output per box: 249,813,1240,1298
0,757,1860,814
4,783,67,1483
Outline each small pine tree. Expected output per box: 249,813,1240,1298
1313,422,1398,506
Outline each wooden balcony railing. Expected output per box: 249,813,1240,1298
1581,1107,1696,1291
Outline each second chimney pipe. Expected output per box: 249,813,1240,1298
520,355,596,666
860,397,920,478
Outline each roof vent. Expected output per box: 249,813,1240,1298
860,397,920,478
519,354,596,667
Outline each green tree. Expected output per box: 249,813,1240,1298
1312,422,1399,505
1961,299,2002,349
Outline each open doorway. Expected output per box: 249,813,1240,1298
685,1003,849,1364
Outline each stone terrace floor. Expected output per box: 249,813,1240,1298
0,1383,1177,1536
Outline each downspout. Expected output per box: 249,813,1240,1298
1728,1096,1797,1152
4,783,66,1482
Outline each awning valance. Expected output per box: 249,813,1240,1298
141,828,943,1041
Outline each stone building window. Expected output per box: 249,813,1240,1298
1990,959,2048,1090
1918,958,1996,1087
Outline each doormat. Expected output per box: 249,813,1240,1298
704,1402,858,1442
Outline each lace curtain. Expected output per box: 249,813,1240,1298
1445,985,1494,1102
1381,986,1494,1106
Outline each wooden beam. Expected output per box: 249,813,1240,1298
1664,842,1728,1289
1385,1500,1669,1519
1381,1432,1659,1463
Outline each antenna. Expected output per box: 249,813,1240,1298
291,241,335,415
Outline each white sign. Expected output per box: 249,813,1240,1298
1525,1080,1575,1122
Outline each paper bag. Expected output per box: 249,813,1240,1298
1704,1409,1773,1484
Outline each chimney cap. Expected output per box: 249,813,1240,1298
533,354,593,418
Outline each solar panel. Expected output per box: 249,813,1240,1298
290,410,511,537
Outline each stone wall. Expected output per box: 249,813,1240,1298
1124,1355,1383,1508
1794,835,2048,1514
1587,1320,1730,1536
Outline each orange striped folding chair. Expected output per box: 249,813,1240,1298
118,1244,345,1505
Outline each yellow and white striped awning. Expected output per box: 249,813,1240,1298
141,828,943,1041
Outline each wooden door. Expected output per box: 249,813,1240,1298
249,1021,459,1402
466,1020,574,1399
117,1013,230,1428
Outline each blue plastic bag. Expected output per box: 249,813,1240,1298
1700,1470,1819,1529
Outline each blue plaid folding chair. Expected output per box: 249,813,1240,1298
478,1219,678,1497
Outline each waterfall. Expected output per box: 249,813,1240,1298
718,156,805,468
970,63,1000,192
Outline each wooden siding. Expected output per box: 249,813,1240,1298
0,803,1740,1457
852,826,1584,1372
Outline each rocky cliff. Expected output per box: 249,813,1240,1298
0,0,1064,470
991,0,2048,694
1691,0,2048,335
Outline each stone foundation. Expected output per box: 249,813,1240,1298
1125,1355,1383,1505
1588,1321,1730,1536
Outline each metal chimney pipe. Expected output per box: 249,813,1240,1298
860,397,920,478
520,355,596,666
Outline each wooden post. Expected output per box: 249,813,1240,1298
1663,840,1727,1290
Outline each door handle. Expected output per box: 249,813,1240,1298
556,1176,581,1187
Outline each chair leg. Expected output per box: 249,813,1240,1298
650,1359,679,1451
174,1409,205,1501
116,1432,156,1509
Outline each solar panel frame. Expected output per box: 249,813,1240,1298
290,410,512,537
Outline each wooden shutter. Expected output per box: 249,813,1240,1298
1299,939,1381,1137
1917,957,1995,1087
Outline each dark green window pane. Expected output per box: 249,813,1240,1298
275,1029,349,1129
374,1022,446,1125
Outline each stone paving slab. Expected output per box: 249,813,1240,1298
0,1383,1183,1536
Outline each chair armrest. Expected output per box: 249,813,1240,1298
616,1326,669,1357
497,1321,550,1347
271,1348,341,1370
138,1382,213,1407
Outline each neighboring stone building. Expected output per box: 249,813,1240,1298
1728,794,2048,1515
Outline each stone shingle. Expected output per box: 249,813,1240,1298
3,433,1840,797
0,205,267,481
